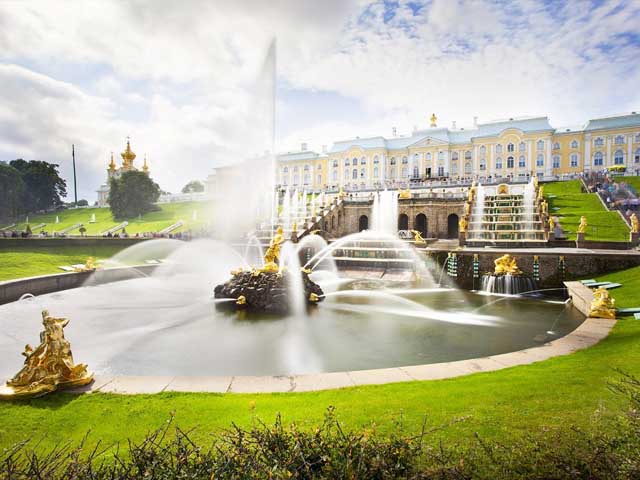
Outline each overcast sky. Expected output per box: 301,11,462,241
1,0,639,202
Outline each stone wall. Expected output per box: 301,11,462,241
0,237,149,249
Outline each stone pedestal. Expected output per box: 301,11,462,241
458,231,466,247
576,231,585,248
630,231,639,246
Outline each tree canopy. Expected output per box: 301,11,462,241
9,159,67,213
108,171,160,219
0,163,25,221
181,180,205,193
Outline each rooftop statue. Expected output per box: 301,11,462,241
631,213,639,233
577,216,588,234
261,226,285,273
589,287,616,319
410,230,427,246
493,254,522,276
0,310,93,400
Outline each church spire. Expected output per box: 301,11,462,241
143,154,149,174
121,136,136,168
108,152,116,171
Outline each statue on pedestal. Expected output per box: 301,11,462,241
631,213,639,234
493,254,522,275
0,311,93,400
589,287,616,319
261,226,285,273
410,230,427,246
577,216,588,234
459,216,468,233
399,189,411,199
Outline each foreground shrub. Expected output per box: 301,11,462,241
1,374,639,479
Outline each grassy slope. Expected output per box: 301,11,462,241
0,245,128,281
0,268,639,452
1,202,209,236
544,180,629,241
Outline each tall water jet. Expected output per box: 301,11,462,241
371,190,398,235
522,178,536,238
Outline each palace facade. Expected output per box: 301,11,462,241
276,112,640,190
96,139,150,207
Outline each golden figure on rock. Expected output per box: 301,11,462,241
631,213,639,233
260,226,286,273
410,230,427,246
493,254,522,275
0,310,93,400
589,287,616,319
577,216,588,234
399,189,411,199
459,216,468,233
74,257,99,272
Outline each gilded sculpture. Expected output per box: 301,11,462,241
549,216,555,230
497,183,509,195
537,186,545,202
398,189,411,199
577,216,588,234
260,226,285,273
74,257,99,272
458,216,468,233
631,213,639,234
410,230,427,246
0,310,93,400
464,202,471,216
588,287,616,319
493,254,522,275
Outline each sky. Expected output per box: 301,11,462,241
0,0,639,202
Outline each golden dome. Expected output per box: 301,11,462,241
143,155,149,173
108,152,116,171
121,138,136,166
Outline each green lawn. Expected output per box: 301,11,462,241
0,244,129,281
544,180,630,241
1,266,639,453
1,201,211,236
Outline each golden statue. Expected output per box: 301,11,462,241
588,287,616,319
467,185,476,203
577,216,588,234
631,213,639,234
260,226,286,273
74,257,99,272
399,189,411,199
493,254,522,275
549,216,555,230
0,310,93,400
309,293,320,303
291,222,297,233
464,202,471,216
410,230,427,246
533,177,539,189
537,185,545,202
497,183,509,195
236,295,247,306
338,187,346,199
459,216,468,233
541,200,548,214
430,113,437,128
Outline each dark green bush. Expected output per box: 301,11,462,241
1,374,639,479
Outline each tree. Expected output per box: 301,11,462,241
9,159,67,213
181,180,204,193
0,163,25,221
108,171,160,219
76,199,89,207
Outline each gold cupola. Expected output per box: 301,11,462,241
108,152,116,171
430,113,437,128
121,138,136,168
142,154,149,174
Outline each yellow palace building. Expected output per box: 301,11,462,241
276,112,640,190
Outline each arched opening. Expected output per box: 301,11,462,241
398,213,409,231
447,213,459,239
358,215,369,231
415,214,427,237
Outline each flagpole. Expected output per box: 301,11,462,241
72,144,78,206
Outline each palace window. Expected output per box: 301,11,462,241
465,162,472,174
413,153,419,162
293,174,299,185
402,166,409,178
361,157,367,165
352,158,358,166
438,166,445,177
402,156,408,164
553,142,560,150
519,142,526,152
293,166,299,173
344,169,349,180
413,165,419,177
480,145,487,156
360,182,366,190
536,140,544,150
507,156,514,168
352,168,358,179
507,143,515,153
570,154,579,167
390,157,396,165
283,167,289,173
317,174,321,184
332,170,338,181
480,161,486,170
373,156,379,164
496,157,503,169
518,156,526,168
496,144,503,154
594,137,604,147
552,156,560,168
594,151,603,166
438,151,444,161
452,152,459,161
317,164,322,170
303,165,310,171
332,160,338,167
635,134,640,143
304,174,310,185
571,140,579,149
360,168,366,177
389,168,395,179
426,152,432,161
536,154,544,167
615,135,625,145
635,148,640,163
344,158,349,166
373,166,379,178
614,150,624,165
452,164,458,175
465,150,472,159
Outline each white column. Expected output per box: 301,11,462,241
527,140,533,174
628,135,633,165
545,138,553,177
606,136,612,167
489,144,495,177
584,135,591,171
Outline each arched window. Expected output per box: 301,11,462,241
344,169,349,180
332,170,338,181
553,142,560,150
438,151,444,161
304,174,310,184
413,153,419,162
451,163,458,175
390,157,396,165
293,166,299,173
518,156,526,168
594,137,604,147
360,157,367,165
496,144,503,154
426,152,432,161
452,152,459,160
465,162,472,174
360,167,366,177
373,166,379,178
303,164,310,171
373,156,379,164
519,142,526,152
317,164,322,170
402,166,408,178
352,168,358,179
536,140,544,150
413,165,419,177
614,150,624,165
615,135,625,145
402,156,408,164
283,167,289,173
397,214,409,231
352,158,358,166
635,148,640,163
507,156,514,168
480,145,487,156
465,150,472,159
496,157,503,169
507,143,515,153
571,140,579,149
293,174,300,185
552,155,560,168
536,154,544,167
344,158,349,166
332,160,338,167
594,151,603,166
635,134,640,143
570,154,578,167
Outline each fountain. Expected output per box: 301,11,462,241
480,254,537,295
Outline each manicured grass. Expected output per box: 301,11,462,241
1,201,210,236
1,267,639,453
544,180,629,241
615,175,640,194
0,245,128,281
